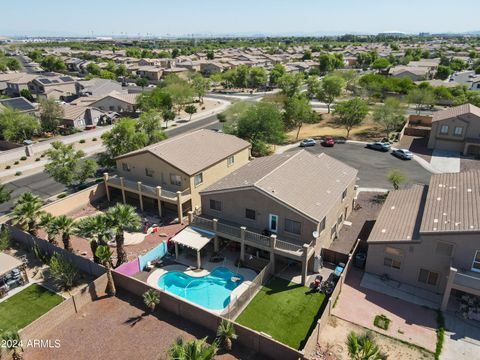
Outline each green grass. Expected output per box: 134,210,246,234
236,276,326,349
0,284,63,332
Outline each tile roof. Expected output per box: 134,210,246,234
368,185,426,242
116,129,250,176
90,90,138,105
420,171,480,233
432,103,480,123
0,97,36,112
202,150,358,222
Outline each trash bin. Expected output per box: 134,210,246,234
354,252,367,268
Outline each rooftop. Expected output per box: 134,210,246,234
0,96,36,112
432,103,480,123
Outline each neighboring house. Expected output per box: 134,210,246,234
200,62,227,75
4,73,38,97
75,78,122,97
365,171,480,310
427,103,480,155
30,75,77,101
389,65,430,81
137,66,163,81
103,129,251,223
0,96,36,114
59,104,105,129
196,150,358,284
88,90,139,113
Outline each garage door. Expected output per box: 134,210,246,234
467,145,480,156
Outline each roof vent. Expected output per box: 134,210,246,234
391,206,395,210
468,188,472,193
381,229,386,233
437,197,442,201
434,219,438,223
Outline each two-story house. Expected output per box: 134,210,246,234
103,129,251,223
193,150,358,284
427,103,480,156
365,171,480,310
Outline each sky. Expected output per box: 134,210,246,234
1,0,479,37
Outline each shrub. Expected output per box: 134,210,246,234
49,253,78,290
0,226,10,251
435,311,445,360
35,158,41,162
14,161,19,165
373,314,391,330
15,171,22,176
5,165,11,169
40,153,46,158
79,139,86,144
20,156,27,161
57,193,67,199
92,137,97,141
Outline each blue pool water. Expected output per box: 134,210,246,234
158,267,244,310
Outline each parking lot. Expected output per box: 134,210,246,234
290,142,432,189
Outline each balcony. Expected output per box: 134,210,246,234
453,269,480,292
190,215,311,260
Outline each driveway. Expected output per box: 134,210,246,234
442,311,480,360
430,150,461,173
289,143,432,189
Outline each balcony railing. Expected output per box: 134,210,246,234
454,270,480,292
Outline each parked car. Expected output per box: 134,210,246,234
392,149,413,160
366,142,391,152
321,136,335,147
299,138,316,147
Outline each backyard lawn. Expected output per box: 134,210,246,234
0,284,63,332
236,276,326,349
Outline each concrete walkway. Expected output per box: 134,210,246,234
443,311,480,360
430,150,461,173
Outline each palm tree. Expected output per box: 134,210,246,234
216,319,238,351
76,214,111,263
54,215,75,252
0,183,12,204
38,213,59,245
346,332,385,360
168,337,218,360
1,330,24,360
143,289,161,312
95,245,116,296
387,169,407,190
11,192,44,235
106,204,141,267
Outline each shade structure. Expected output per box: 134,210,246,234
0,253,23,277
171,226,214,251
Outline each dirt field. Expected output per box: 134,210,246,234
287,113,384,142
308,317,433,360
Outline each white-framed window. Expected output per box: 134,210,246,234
285,218,301,235
454,126,463,136
472,250,480,272
227,155,235,167
385,246,404,257
210,199,222,211
436,242,454,257
122,162,130,172
440,125,449,135
418,268,439,286
384,257,401,269
170,174,181,186
145,168,154,177
269,214,279,233
194,172,203,187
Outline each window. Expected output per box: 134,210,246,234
472,250,480,272
418,268,439,286
269,214,278,232
245,208,256,220
385,246,404,257
194,172,203,187
285,219,301,235
440,125,449,135
454,126,463,136
342,188,347,200
145,168,154,177
436,242,453,257
209,199,222,211
384,257,401,269
170,174,181,186
227,155,235,167
319,217,326,232
122,162,130,172
331,224,337,238
337,214,343,225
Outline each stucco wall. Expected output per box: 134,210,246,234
90,96,135,112
428,113,480,152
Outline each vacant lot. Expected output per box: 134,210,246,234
0,284,63,332
236,277,326,349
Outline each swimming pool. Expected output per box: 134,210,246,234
158,267,244,310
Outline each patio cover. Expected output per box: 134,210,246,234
171,226,214,251
0,253,23,277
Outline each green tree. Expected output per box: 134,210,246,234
0,226,10,251
0,183,11,204
95,245,116,296
49,253,78,290
216,319,238,351
54,215,75,252
206,50,215,60
168,337,218,360
372,97,406,137
6,57,21,71
41,55,66,72
135,77,149,89
317,75,346,113
162,109,176,127
346,332,384,360
284,95,318,139
115,64,128,77
319,53,344,74
163,75,195,113
249,66,268,89
12,192,44,235
137,87,173,112
277,72,304,98
76,214,110,263
387,169,407,190
20,89,34,102
269,63,286,87
333,97,369,138
86,63,101,76
371,58,391,71
39,213,59,245
435,65,452,80
407,88,436,114
39,98,64,133
0,107,40,143
135,110,167,144
106,203,141,266
143,289,161,312
76,159,98,186
191,74,210,103
184,104,197,121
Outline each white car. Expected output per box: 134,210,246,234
392,149,413,160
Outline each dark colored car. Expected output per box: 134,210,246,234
366,142,391,152
299,138,316,147
392,149,413,160
321,136,335,147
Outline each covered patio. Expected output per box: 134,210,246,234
171,226,216,269
0,253,28,299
